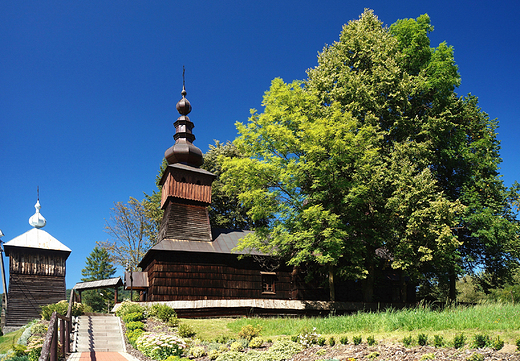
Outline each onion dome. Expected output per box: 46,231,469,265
164,84,204,167
28,200,46,229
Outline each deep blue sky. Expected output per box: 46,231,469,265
1,1,519,289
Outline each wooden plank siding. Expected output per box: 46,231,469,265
161,169,213,208
157,201,212,242
143,252,293,301
5,249,67,328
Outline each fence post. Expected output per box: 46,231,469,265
59,318,65,358
50,316,57,361
65,318,70,354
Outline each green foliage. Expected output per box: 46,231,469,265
339,335,348,345
126,329,144,348
115,301,146,318
516,337,520,351
366,351,379,359
297,327,320,348
402,335,413,347
178,324,196,338
353,335,362,345
39,300,87,320
420,353,435,361
167,315,178,327
328,336,335,346
417,333,428,346
208,349,221,360
491,335,504,351
122,312,145,323
453,333,466,349
317,336,326,346
238,325,262,341
125,321,145,331
188,346,206,358
149,304,177,323
433,335,444,348
11,345,26,357
25,337,43,361
472,334,490,348
466,353,484,361
367,335,377,346
80,246,117,312
229,341,244,352
248,337,263,349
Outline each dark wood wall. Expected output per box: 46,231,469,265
144,251,293,301
6,249,67,328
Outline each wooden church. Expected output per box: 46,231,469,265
3,200,71,329
135,83,415,316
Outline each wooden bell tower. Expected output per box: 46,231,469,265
157,76,216,242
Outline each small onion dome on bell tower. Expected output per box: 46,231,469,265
28,199,46,229
164,84,204,167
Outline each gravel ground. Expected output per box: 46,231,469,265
122,318,520,361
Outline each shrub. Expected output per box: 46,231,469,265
492,336,504,351
214,335,229,344
208,349,220,360
248,337,264,348
453,334,466,349
402,335,413,347
188,346,206,358
178,324,196,338
40,301,68,320
516,337,520,351
149,304,177,323
328,336,335,346
26,337,44,361
167,315,178,327
315,348,326,356
472,334,490,349
126,329,145,348
11,345,27,357
267,339,303,359
115,301,146,318
317,336,326,346
30,323,47,336
238,325,262,341
126,321,145,331
122,312,144,323
229,341,244,352
367,335,377,346
298,327,320,348
136,332,187,359
417,333,428,346
340,335,348,345
291,335,298,343
433,335,444,348
215,351,244,361
164,357,190,361
219,344,228,352
353,335,362,345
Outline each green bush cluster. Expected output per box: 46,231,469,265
115,301,146,318
126,329,145,348
188,346,206,358
339,335,348,345
417,333,428,346
367,335,377,346
433,335,444,348
178,324,196,338
453,333,466,349
238,325,262,341
248,337,264,349
122,312,144,323
25,337,44,361
149,304,177,324
353,335,362,345
126,321,145,331
39,300,90,320
328,336,335,346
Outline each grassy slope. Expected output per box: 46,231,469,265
182,302,520,345
0,328,25,354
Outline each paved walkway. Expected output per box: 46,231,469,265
67,315,138,361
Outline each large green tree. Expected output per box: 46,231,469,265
81,246,117,312
222,10,519,302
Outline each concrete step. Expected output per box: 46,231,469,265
74,315,125,352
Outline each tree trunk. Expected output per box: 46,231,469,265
328,264,335,302
449,270,456,302
362,260,375,302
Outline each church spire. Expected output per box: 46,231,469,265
164,68,204,167
28,198,46,229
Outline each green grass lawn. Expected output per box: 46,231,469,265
181,302,520,345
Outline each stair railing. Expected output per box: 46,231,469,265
38,290,78,361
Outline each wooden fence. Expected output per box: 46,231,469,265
38,290,77,361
